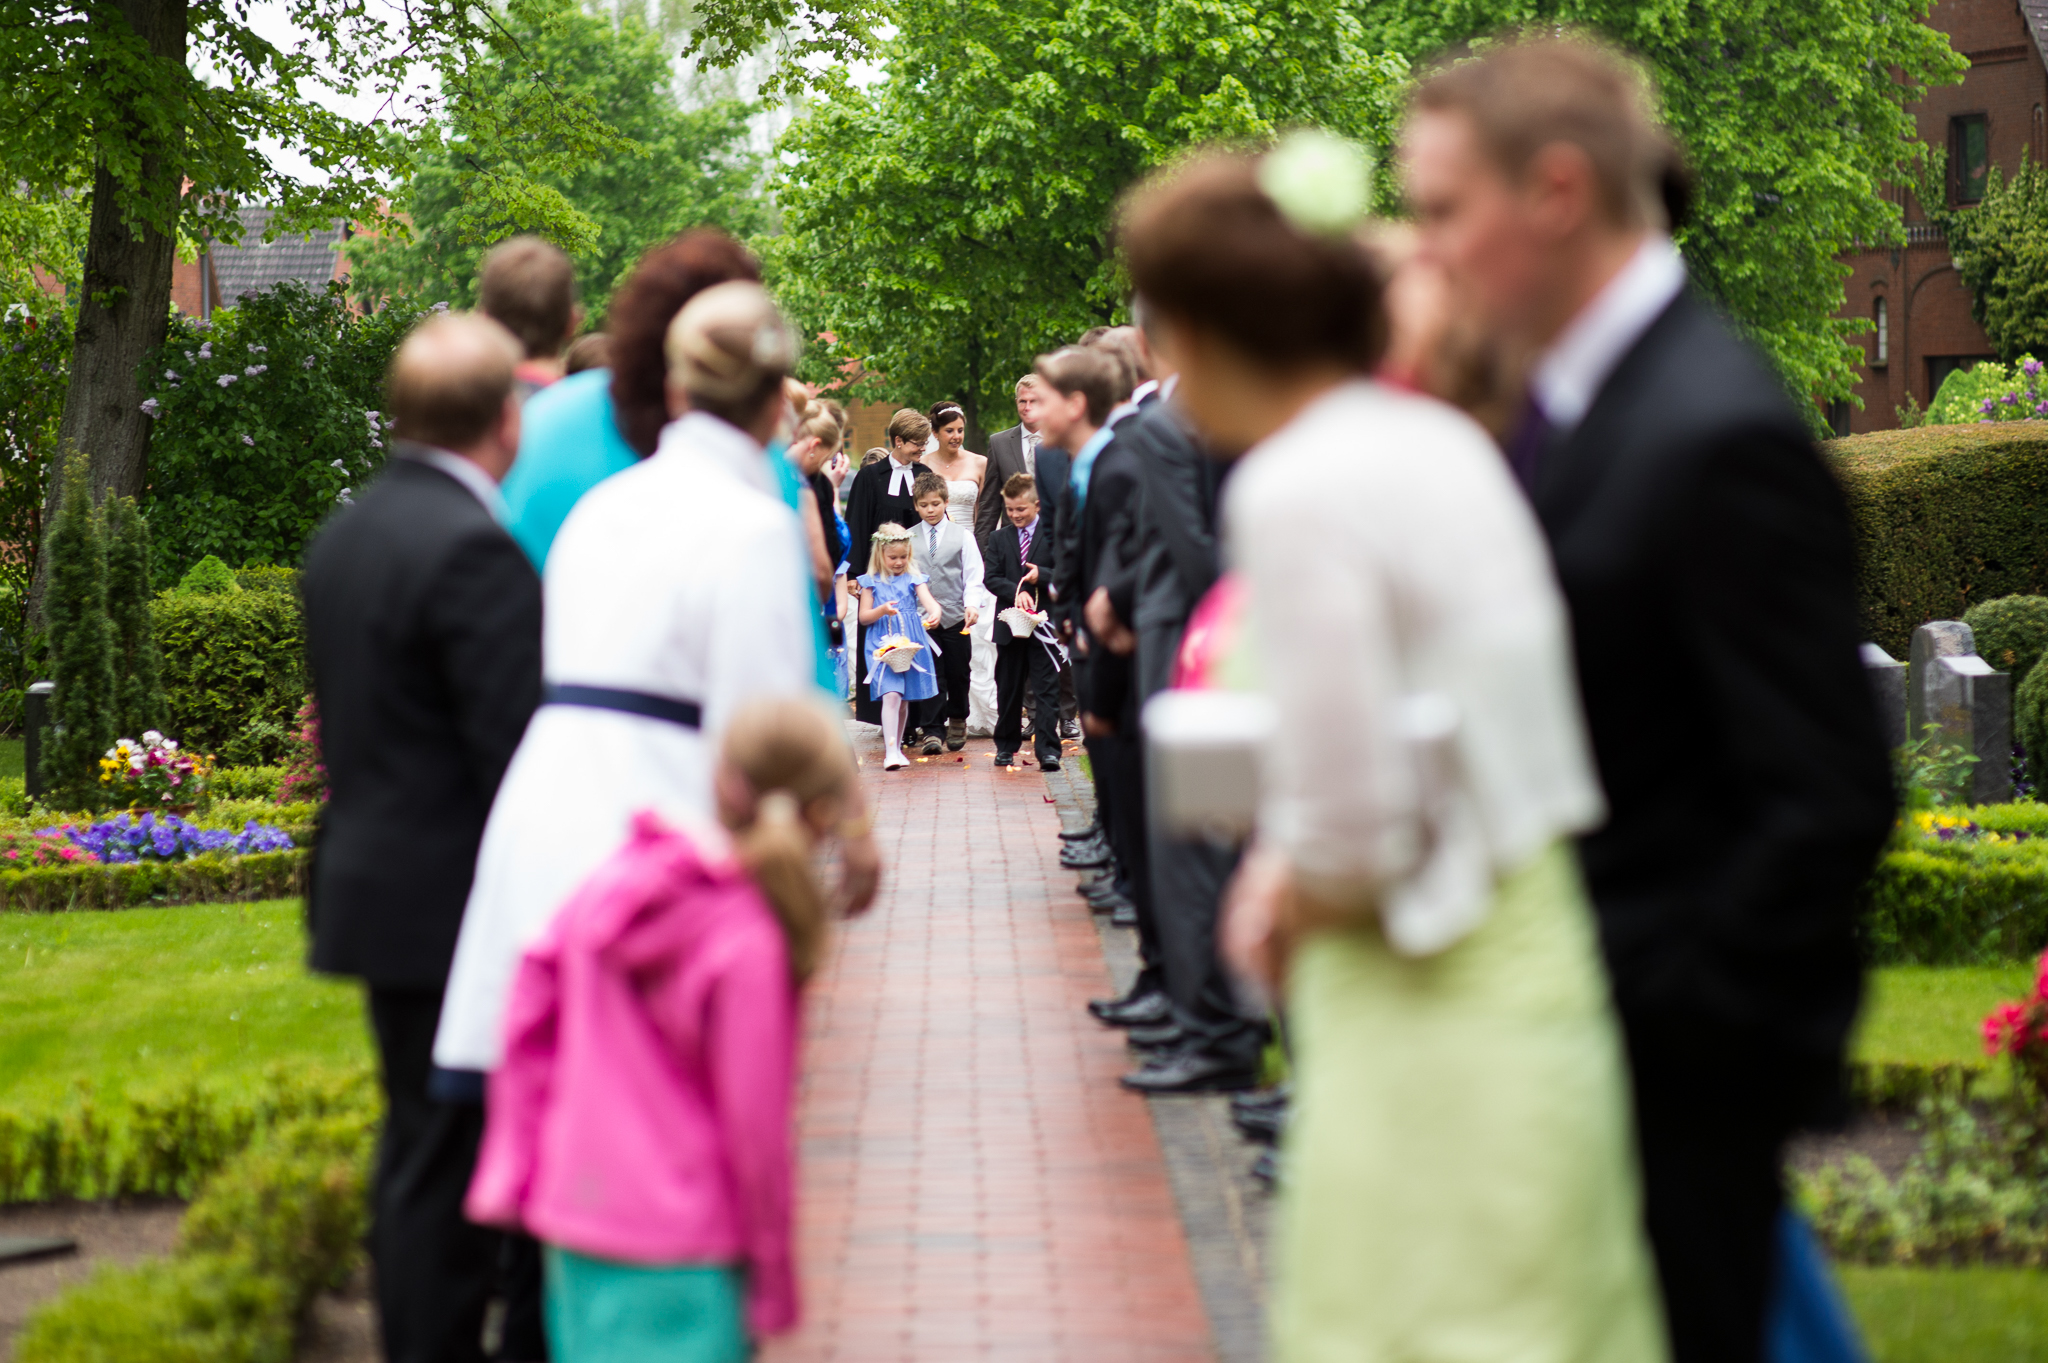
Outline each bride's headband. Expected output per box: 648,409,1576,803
934,405,964,423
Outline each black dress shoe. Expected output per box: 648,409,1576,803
1231,1086,1290,1117
1088,990,1172,1027
1120,1047,1261,1094
1039,754,1061,772
1249,1148,1280,1188
1232,1101,1286,1145
1060,837,1111,868
993,752,1015,767
1110,901,1138,928
1124,1022,1185,1051
1059,823,1102,842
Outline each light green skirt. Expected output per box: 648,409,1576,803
543,1247,747,1363
1271,842,1668,1363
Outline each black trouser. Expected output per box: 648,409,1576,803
995,637,1060,760
920,618,972,731
1095,728,1165,999
1148,828,1266,1064
368,990,548,1363
1623,1014,1797,1363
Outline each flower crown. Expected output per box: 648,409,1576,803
870,525,913,545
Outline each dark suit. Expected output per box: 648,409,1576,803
302,450,546,1363
978,424,1031,553
1529,292,1895,1363
985,516,1061,761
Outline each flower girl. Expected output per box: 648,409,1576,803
858,523,942,769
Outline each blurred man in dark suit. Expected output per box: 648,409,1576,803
1404,37,1895,1363
303,311,546,1363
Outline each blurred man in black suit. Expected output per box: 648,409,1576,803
978,375,1047,555
303,311,546,1363
1405,37,1894,1363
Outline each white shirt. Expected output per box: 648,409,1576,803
1528,236,1686,432
406,445,508,523
886,453,921,497
1228,380,1605,955
1021,427,1039,478
433,410,815,1071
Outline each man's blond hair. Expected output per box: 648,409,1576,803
1413,34,1674,232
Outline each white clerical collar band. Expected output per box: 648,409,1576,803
888,462,918,497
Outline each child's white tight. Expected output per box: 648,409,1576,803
881,692,906,757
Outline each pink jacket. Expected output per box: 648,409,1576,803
467,812,799,1336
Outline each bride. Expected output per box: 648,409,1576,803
923,400,999,735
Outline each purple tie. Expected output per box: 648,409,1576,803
1504,394,1554,496
1020,524,1033,560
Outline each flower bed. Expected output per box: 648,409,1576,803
41,812,294,864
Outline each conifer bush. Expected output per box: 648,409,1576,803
41,452,114,804
104,496,167,742
1962,595,2048,684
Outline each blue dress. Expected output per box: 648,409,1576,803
859,571,939,701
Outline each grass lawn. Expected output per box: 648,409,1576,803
1852,963,2034,1093
0,899,368,1110
1843,1266,2048,1362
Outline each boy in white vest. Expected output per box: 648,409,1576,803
910,471,984,753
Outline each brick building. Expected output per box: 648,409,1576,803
1836,0,2048,433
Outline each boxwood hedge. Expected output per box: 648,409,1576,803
152,588,305,762
1824,422,2048,659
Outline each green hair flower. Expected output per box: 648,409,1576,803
1258,129,1374,237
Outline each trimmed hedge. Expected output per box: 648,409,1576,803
14,1102,375,1363
1824,422,2048,659
1861,803,2048,964
153,588,306,761
0,848,308,913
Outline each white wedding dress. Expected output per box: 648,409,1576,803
947,477,999,734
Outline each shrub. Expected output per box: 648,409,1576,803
1925,354,2048,425
105,496,168,742
137,281,429,584
232,565,297,596
1861,804,2048,963
2022,661,2048,778
152,588,306,761
1823,423,2048,657
13,1099,375,1363
274,696,325,805
175,554,241,596
41,451,114,804
0,847,307,912
208,765,286,802
1962,594,2048,684
0,303,69,733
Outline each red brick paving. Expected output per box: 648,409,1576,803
760,732,1214,1362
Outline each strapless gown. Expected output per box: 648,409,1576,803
946,477,999,734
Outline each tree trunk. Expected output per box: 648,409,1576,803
30,0,188,622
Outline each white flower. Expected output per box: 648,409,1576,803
164,370,179,381
217,373,237,387
331,459,346,469
248,344,267,353
161,739,177,752
142,731,162,744
139,398,161,419
244,364,267,376
1257,129,1374,237
302,355,316,369
197,342,213,359
336,487,354,505
242,434,255,446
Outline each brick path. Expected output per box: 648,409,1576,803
760,730,1215,1362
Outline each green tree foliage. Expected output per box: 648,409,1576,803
41,453,113,802
765,0,1407,435
0,301,72,729
1349,3,1966,415
137,282,430,583
1948,152,2048,364
349,0,767,317
103,496,166,743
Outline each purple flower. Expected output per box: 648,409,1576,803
302,355,316,369
2003,391,2020,406
139,398,161,419
163,369,179,381
431,301,450,312
247,344,267,353
244,364,267,376
217,373,237,388
1982,397,1998,414
40,813,295,863
197,342,212,359
2025,358,2041,377
242,434,255,446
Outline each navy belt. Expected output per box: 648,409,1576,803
543,683,702,730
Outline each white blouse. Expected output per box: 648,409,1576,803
1226,380,1604,955
434,412,815,1071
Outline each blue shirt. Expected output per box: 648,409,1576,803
501,370,639,569
1068,424,1115,514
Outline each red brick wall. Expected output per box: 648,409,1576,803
1837,0,2048,432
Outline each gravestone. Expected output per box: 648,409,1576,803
1860,643,1907,746
1908,621,2014,804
